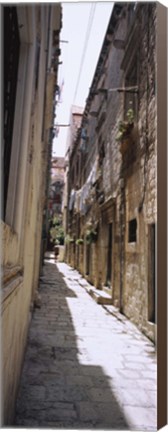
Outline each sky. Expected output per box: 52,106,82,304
52,2,114,158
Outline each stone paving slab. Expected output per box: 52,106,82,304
14,259,157,430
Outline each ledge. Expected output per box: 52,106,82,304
99,194,117,211
78,278,112,305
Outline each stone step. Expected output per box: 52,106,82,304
80,284,112,305
103,286,112,296
74,274,112,305
89,288,112,305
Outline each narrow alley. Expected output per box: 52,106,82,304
14,256,157,430
2,3,168,429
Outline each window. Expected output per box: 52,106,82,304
106,223,113,287
86,244,90,276
4,6,41,231
3,6,20,219
128,218,137,243
35,38,40,91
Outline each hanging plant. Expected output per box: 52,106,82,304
55,239,60,246
86,228,98,244
50,225,64,246
116,108,134,142
76,238,84,245
65,235,74,244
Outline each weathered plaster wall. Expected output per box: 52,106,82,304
1,5,62,424
2,276,30,424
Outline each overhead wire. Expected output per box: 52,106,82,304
73,3,96,104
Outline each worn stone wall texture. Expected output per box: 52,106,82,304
65,4,157,342
102,13,127,198
119,4,156,341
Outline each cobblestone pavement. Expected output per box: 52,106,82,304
15,259,157,430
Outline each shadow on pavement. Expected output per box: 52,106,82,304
14,260,130,429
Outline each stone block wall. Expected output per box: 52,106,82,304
65,3,157,342
107,4,157,341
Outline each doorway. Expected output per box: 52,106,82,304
148,223,156,323
106,223,113,287
86,244,90,276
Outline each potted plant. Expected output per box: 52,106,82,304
76,238,84,246
70,238,75,244
50,221,64,257
65,234,74,244
86,228,98,244
116,108,135,154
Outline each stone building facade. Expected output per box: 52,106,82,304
65,3,157,342
63,105,83,261
47,157,65,256
1,4,62,424
48,157,65,218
